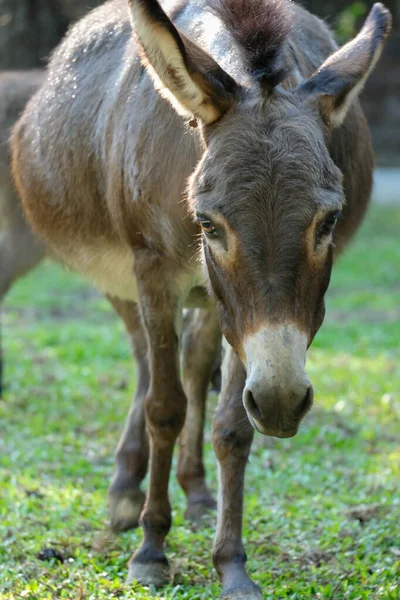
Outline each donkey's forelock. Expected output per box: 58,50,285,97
208,0,292,91
193,100,342,212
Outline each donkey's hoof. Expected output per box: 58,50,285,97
108,488,145,532
221,583,263,600
184,496,216,523
127,561,170,588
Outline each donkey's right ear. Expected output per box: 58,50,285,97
297,3,391,128
128,0,238,124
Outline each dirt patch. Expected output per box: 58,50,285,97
346,503,387,524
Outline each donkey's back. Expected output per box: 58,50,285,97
12,0,203,303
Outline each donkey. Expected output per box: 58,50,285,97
0,71,47,395
0,71,47,298
0,72,219,524
12,0,391,596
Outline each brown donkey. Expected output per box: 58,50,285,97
0,71,47,395
12,0,391,596
0,71,47,299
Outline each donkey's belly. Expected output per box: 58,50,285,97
66,242,139,302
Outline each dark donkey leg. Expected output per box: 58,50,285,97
177,307,221,522
213,346,262,600
107,296,149,532
128,254,187,587
108,298,220,531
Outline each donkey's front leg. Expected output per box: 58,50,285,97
212,346,262,600
128,256,187,588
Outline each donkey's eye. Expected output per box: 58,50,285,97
317,210,342,241
197,217,217,237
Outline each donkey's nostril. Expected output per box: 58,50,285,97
298,386,314,416
244,388,262,421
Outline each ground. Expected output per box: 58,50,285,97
0,205,399,600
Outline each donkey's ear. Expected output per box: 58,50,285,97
298,3,391,128
128,0,238,124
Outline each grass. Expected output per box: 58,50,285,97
1,205,399,599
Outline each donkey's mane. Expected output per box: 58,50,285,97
208,0,292,90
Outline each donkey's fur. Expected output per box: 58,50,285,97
12,0,390,596
0,71,46,301
0,71,46,395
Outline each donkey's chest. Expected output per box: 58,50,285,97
65,241,205,306
67,242,139,301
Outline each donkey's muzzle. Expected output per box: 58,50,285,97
242,323,313,438
243,383,313,438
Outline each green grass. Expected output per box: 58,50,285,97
1,205,399,599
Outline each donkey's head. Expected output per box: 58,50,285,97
129,0,391,437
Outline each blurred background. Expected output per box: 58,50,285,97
0,0,399,169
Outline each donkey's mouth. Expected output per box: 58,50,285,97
246,411,299,439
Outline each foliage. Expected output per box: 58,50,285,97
335,2,367,43
1,206,399,599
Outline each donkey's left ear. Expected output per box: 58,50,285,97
128,0,238,125
298,3,391,128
